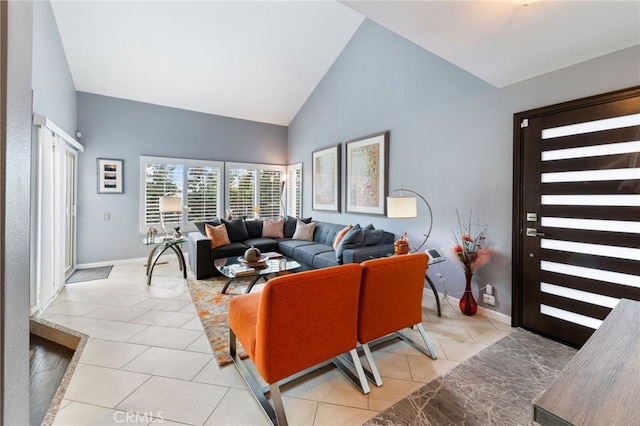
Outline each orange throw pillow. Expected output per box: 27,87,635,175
206,223,231,249
333,224,353,250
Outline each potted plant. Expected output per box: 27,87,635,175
173,226,182,238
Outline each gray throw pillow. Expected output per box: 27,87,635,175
335,224,363,263
362,229,384,246
195,218,221,235
221,218,249,242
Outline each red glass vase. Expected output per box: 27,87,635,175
459,272,478,316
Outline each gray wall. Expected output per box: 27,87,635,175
2,2,33,424
288,19,640,317
32,0,76,135
76,92,288,264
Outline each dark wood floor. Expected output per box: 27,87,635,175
30,334,74,426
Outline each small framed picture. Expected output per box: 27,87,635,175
97,158,124,194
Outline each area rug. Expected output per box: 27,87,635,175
187,276,254,366
365,328,577,426
65,266,113,284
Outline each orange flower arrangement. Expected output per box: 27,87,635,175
451,210,493,276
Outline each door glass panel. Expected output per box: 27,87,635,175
540,304,603,329
541,217,640,233
541,140,640,161
540,238,640,260
541,168,640,183
540,282,620,308
540,260,640,287
541,194,640,206
541,113,640,139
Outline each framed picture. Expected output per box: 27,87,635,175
312,144,341,212
345,131,389,215
97,158,124,194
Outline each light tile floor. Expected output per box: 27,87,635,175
40,258,513,426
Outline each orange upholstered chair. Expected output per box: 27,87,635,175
228,263,368,426
358,253,437,386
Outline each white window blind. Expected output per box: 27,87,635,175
226,162,286,219
140,156,222,232
286,163,302,217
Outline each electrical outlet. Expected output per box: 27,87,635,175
104,213,110,221
483,293,495,306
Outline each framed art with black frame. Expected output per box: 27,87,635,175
312,144,341,212
97,158,124,194
345,131,389,216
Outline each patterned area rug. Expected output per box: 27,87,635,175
186,276,254,366
365,328,577,426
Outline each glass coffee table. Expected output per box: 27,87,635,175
214,254,301,294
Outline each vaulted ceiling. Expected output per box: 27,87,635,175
51,1,640,126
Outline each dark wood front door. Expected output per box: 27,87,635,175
513,87,640,347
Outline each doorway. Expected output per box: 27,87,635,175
33,118,82,313
512,87,640,347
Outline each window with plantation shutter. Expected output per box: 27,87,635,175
226,162,286,219
140,156,222,232
286,163,302,217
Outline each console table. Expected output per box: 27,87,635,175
533,298,640,425
144,236,187,285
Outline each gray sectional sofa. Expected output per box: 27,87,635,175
187,216,395,279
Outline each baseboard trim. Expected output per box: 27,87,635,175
76,252,190,270
428,291,511,325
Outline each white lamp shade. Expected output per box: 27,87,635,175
159,196,182,213
386,196,417,218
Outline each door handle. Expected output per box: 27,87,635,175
526,228,545,237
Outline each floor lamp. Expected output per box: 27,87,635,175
386,187,433,253
159,196,182,239
386,187,441,316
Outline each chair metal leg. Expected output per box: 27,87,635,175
270,384,288,426
230,329,280,425
416,323,438,359
394,324,438,360
361,343,383,387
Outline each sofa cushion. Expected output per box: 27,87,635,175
243,238,280,253
333,225,352,249
209,241,250,260
205,223,231,249
222,218,250,242
195,218,221,235
284,216,312,238
312,251,340,269
336,224,364,263
244,220,263,239
293,244,334,267
292,220,316,241
262,217,285,238
277,239,315,258
312,222,344,246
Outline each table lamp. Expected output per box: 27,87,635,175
159,196,182,239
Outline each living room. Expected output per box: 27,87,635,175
2,1,639,425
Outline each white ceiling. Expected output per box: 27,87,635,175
51,1,640,126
